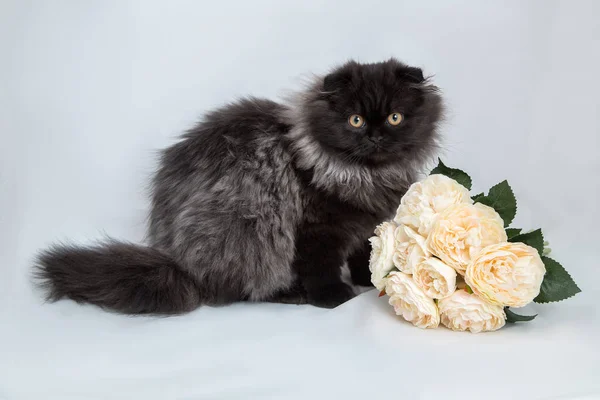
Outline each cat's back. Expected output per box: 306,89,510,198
161,97,289,171
204,97,289,134
149,97,301,253
154,97,291,188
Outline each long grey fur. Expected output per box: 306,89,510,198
33,59,443,314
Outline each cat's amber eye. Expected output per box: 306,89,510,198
348,114,365,128
387,112,403,126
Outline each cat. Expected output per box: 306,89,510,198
34,58,443,314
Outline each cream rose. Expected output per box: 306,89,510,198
466,242,546,307
413,257,457,299
369,221,397,290
426,203,507,274
394,174,472,236
393,225,428,274
438,289,506,333
385,271,440,329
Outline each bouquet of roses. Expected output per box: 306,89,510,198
369,160,581,333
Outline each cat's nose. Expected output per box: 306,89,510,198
368,136,383,144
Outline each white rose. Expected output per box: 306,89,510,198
413,257,457,299
426,203,507,275
385,271,440,329
466,242,546,307
369,221,397,291
393,225,428,274
394,174,473,236
438,290,506,333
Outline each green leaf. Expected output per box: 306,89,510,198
471,192,485,202
475,180,517,227
430,158,472,190
509,229,544,256
465,284,474,294
505,308,537,323
505,228,522,239
542,240,552,256
534,257,581,303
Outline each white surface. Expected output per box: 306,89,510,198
1,1,599,399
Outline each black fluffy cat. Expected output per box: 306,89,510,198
34,59,443,314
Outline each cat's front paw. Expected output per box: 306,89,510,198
307,283,355,309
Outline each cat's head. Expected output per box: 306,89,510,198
292,59,443,169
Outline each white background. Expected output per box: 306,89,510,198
1,1,599,399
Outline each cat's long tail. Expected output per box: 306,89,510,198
33,240,201,314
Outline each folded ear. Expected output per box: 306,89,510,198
323,70,353,93
397,66,425,84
